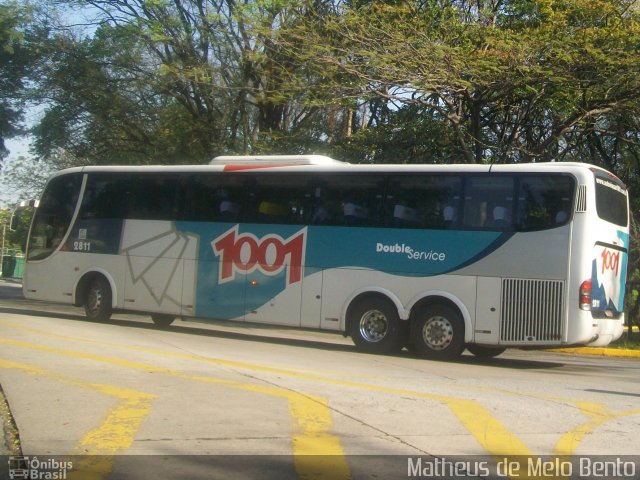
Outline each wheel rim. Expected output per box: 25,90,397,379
422,315,454,350
358,309,388,343
87,284,103,316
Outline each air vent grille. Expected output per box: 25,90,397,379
576,185,587,212
501,278,565,343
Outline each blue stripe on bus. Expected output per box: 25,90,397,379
175,222,511,320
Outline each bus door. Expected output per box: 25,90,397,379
209,224,305,326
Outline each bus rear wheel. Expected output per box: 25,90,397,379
349,297,406,354
410,305,465,361
84,276,113,322
151,314,175,328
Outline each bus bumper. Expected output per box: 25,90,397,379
587,315,625,347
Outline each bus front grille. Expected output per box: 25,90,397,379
500,278,565,343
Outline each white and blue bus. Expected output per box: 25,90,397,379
23,156,629,360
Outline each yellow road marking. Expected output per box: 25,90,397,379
0,337,350,480
0,331,526,458
4,317,640,468
554,401,640,456
0,358,154,480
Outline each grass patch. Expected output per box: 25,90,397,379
609,328,640,350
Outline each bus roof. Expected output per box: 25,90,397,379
48,160,626,190
210,155,348,166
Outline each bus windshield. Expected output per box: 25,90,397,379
27,173,82,261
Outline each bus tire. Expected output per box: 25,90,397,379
410,304,465,361
84,276,113,322
349,297,405,354
151,314,175,328
466,345,506,358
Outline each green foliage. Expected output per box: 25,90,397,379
0,206,32,254
0,1,33,163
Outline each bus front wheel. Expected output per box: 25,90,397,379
410,305,465,361
349,297,406,354
84,276,113,322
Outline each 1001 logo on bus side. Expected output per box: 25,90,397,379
212,226,306,286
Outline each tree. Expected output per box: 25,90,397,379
0,1,37,166
289,0,640,165
28,0,341,165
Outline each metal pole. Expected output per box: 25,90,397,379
0,222,5,277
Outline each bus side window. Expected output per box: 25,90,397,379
125,175,183,221
247,174,309,225
316,174,383,227
463,176,514,230
516,176,574,230
442,205,457,227
386,174,462,230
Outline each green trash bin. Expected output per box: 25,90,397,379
1,256,15,277
1,255,24,279
13,255,25,279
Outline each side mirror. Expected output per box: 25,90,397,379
9,213,20,231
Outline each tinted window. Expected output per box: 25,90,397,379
310,174,385,227
28,173,83,261
516,176,574,230
386,175,462,229
184,174,250,223
245,174,310,224
463,176,515,230
595,176,628,227
79,174,128,219
125,175,184,221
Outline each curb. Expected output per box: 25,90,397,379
0,383,21,456
548,347,640,358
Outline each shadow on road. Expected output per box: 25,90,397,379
0,303,570,371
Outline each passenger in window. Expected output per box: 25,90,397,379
490,206,510,229
442,206,457,227
555,210,568,224
219,200,239,221
258,200,287,222
344,202,368,225
311,204,329,224
393,204,418,227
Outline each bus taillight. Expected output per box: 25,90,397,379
579,279,592,311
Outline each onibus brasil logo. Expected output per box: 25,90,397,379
8,456,73,479
212,226,307,285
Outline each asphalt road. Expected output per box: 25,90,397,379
1,280,639,480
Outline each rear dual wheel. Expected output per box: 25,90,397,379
349,297,407,354
410,305,465,361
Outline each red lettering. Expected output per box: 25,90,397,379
212,226,306,285
600,249,620,276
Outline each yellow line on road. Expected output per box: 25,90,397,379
8,319,640,462
0,329,528,458
554,401,640,456
0,337,350,480
0,358,154,480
